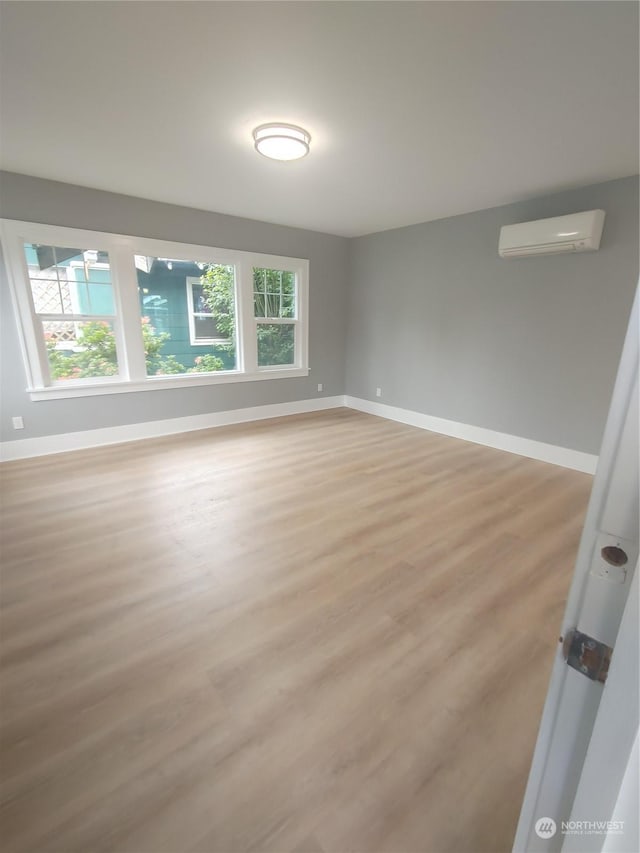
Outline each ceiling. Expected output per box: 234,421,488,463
0,1,637,237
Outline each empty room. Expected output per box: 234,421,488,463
0,2,638,852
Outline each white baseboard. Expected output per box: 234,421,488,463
345,396,598,474
0,396,345,462
0,393,598,474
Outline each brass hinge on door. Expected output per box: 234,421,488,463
562,629,613,684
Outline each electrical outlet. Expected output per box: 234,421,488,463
317,383,323,392
12,416,24,430
376,387,382,397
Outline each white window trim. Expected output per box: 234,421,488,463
252,267,300,369
1,219,310,400
185,276,230,346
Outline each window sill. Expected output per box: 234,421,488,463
28,367,310,401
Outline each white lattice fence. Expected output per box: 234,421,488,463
29,269,76,342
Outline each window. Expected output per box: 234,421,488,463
253,267,297,367
22,243,122,383
2,221,309,399
186,275,231,347
135,257,238,376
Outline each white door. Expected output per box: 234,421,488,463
513,283,639,853
562,564,638,853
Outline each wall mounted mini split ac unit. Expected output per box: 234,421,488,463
498,209,606,258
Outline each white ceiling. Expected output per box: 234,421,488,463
0,2,637,237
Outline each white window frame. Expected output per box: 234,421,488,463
185,276,230,346
252,263,303,371
1,219,309,401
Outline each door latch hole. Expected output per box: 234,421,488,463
601,545,628,567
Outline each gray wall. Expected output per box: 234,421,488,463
1,172,638,454
0,172,349,442
346,176,639,455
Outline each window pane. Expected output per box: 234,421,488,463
24,243,115,315
253,267,295,318
257,323,295,367
254,291,266,317
191,283,210,314
43,320,119,381
193,315,219,341
190,281,228,341
135,257,237,376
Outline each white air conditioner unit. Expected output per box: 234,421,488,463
498,209,605,258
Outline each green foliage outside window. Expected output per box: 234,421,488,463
199,263,236,342
46,321,119,380
47,318,223,380
200,264,296,366
45,263,294,381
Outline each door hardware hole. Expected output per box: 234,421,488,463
601,545,628,567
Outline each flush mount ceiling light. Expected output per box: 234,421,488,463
253,123,311,161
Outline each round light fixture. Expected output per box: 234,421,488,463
253,123,311,161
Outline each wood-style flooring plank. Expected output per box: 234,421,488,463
0,409,592,852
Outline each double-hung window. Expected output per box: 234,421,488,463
1,221,309,400
21,242,123,384
253,266,300,368
186,276,230,347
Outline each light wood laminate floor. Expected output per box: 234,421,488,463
0,409,592,853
